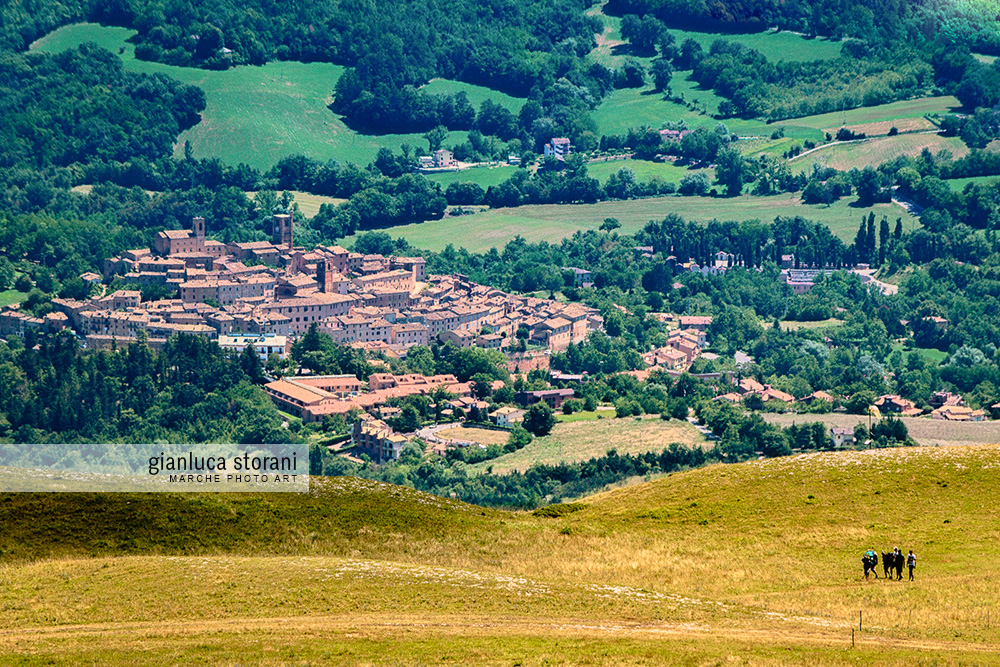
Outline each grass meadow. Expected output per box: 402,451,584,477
30,24,487,170
584,158,711,184
780,96,963,135
469,415,708,474
3,445,1000,663
423,165,521,188
246,190,346,217
763,412,1000,448
419,78,525,113
371,193,916,252
0,290,28,307
789,133,970,174
946,175,1000,191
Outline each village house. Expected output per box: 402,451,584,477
352,414,409,462
831,428,856,448
543,137,571,160
217,333,290,361
515,388,575,410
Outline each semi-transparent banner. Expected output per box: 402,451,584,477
0,443,309,492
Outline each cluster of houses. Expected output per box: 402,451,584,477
1,216,606,361
714,384,992,423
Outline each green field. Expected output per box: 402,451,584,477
419,78,525,113
369,192,916,252
775,317,845,331
423,165,520,188
4,445,1000,664
780,96,962,134
585,158,711,184
247,190,346,218
668,27,844,62
890,343,949,366
587,3,842,68
591,77,776,138
470,415,707,474
29,24,486,170
790,133,970,174
0,290,28,307
945,175,1000,191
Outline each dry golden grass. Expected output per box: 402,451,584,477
471,415,708,474
436,425,510,447
247,190,346,218
5,446,1000,663
791,133,969,174
763,412,1000,447
822,118,934,136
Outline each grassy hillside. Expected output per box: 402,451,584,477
3,446,1000,664
778,96,962,136
30,24,476,170
369,193,916,252
419,78,525,113
790,133,970,174
587,3,842,69
469,415,707,474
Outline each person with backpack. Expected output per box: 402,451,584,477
863,549,879,579
907,550,916,581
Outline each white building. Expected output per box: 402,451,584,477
218,333,290,361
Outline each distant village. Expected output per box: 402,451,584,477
1,214,994,463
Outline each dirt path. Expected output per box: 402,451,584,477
2,613,996,657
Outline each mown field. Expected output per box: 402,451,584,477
423,165,520,188
3,445,1000,664
789,133,970,174
372,193,916,252
30,24,480,170
246,190,346,218
764,412,1000,447
584,158,711,184
468,415,707,474
780,96,962,135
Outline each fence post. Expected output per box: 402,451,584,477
859,610,862,631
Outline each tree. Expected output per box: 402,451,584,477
600,217,621,232
523,402,556,436
424,125,449,152
239,345,265,384
392,404,422,433
715,147,748,197
470,372,495,399
651,58,673,92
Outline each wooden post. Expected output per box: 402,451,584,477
859,610,863,631
851,628,855,647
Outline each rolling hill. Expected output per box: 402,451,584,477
2,445,1000,664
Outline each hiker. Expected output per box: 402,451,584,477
881,551,892,578
863,549,879,579
907,550,916,581
893,547,904,580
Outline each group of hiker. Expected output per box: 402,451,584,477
863,547,916,581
